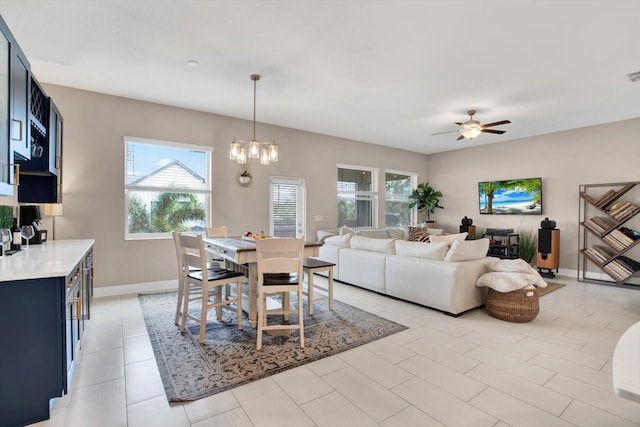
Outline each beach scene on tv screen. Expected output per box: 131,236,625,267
479,178,542,215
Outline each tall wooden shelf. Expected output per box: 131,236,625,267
579,182,640,286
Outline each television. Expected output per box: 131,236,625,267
478,177,542,215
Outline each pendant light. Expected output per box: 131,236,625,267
229,74,278,165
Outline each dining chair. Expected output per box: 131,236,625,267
173,230,228,325
255,237,305,350
177,232,245,344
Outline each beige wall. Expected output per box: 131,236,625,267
42,84,430,288
20,84,640,287
427,117,640,272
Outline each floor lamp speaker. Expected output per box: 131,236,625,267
537,217,560,278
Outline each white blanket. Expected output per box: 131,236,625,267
476,259,547,292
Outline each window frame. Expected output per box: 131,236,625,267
337,163,379,229
385,169,418,227
123,136,212,240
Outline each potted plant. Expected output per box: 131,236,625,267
518,229,537,263
408,182,444,224
238,169,252,185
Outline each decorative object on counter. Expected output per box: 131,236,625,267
229,74,279,166
19,204,45,244
44,203,63,240
0,205,13,229
537,217,560,278
408,182,443,223
10,216,21,251
21,225,35,249
238,168,252,185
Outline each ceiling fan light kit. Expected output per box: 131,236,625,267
433,109,511,141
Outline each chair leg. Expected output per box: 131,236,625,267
236,280,243,330
180,280,190,333
199,283,209,344
328,269,334,311
298,286,305,348
307,269,314,315
257,290,264,350
174,275,184,325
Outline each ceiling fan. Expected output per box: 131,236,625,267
432,110,511,141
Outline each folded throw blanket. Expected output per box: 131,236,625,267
476,259,547,292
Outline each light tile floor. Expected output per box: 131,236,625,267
29,275,640,427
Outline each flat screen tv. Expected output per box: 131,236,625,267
478,177,542,215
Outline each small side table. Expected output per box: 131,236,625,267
303,257,335,315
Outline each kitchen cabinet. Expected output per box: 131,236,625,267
0,240,94,427
17,76,63,203
0,20,13,196
10,34,30,161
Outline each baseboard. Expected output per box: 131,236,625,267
93,279,177,298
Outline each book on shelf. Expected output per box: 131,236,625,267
602,264,626,282
596,189,619,208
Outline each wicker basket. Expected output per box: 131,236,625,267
485,287,539,323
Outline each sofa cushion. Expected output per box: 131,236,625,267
358,229,391,239
444,238,490,262
408,226,430,242
395,240,449,261
430,232,468,244
324,233,352,247
350,235,396,254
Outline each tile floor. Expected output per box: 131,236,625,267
29,275,640,427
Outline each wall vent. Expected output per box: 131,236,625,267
627,71,640,82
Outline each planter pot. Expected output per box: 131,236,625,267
238,176,251,185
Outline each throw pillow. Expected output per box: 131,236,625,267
350,235,396,254
395,240,449,261
387,228,405,240
317,230,337,243
358,229,391,239
340,225,356,235
430,232,468,244
443,238,490,262
323,233,352,248
408,226,430,242
426,228,444,235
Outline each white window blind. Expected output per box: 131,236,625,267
270,177,305,238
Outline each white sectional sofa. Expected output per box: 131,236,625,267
317,230,497,315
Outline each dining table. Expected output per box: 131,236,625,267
203,236,321,327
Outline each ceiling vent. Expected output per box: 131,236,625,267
627,71,640,82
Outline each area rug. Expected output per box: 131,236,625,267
539,281,565,297
139,292,408,402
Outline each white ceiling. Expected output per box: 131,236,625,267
1,0,639,154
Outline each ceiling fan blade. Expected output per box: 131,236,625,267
454,122,464,126
481,129,506,135
481,120,511,128
431,130,460,136
456,135,466,141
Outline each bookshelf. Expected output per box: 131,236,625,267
579,182,640,285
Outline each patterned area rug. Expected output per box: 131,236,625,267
139,292,408,402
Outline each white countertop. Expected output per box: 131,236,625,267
0,239,94,282
613,320,640,403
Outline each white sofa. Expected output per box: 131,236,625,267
317,231,496,315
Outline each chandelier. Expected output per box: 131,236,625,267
229,74,278,165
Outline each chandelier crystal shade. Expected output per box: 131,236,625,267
229,74,278,165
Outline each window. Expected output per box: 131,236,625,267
124,136,211,239
270,177,306,238
337,165,378,228
385,170,417,227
